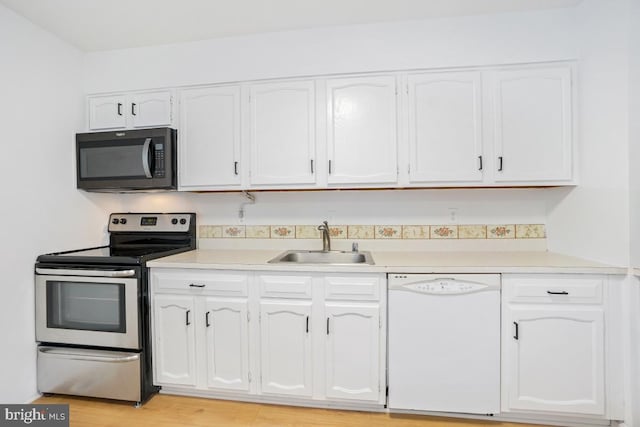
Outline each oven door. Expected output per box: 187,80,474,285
35,268,140,349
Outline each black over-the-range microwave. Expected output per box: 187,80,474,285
76,127,177,191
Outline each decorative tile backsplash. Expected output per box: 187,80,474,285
199,224,546,240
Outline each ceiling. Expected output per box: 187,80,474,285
0,0,583,52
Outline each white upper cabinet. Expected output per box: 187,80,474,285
86,62,575,190
326,75,399,185
490,67,573,183
88,95,127,130
130,91,173,128
407,71,484,184
88,90,173,130
178,86,241,189
249,81,316,186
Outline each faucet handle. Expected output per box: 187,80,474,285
352,242,359,252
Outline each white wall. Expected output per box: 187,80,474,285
0,5,120,403
545,0,631,266
83,8,578,92
626,0,640,424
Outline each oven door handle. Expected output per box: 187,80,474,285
35,268,137,278
38,347,140,363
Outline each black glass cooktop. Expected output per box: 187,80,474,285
36,245,192,266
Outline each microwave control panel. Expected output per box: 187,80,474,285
154,143,165,178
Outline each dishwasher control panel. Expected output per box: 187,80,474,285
404,280,487,294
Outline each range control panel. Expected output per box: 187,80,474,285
108,213,194,233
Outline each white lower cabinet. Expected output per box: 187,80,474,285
324,303,380,401
204,298,251,391
154,295,197,386
151,269,385,406
151,270,251,393
501,275,608,418
259,300,313,397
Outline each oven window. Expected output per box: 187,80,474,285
46,281,126,333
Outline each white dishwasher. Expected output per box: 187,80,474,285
388,273,501,415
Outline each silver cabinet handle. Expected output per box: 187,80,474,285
142,137,152,178
35,268,136,278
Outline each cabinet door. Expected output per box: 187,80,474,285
491,67,573,183
130,91,173,128
259,300,312,397
179,86,241,188
327,75,398,185
325,303,380,401
407,71,483,183
249,81,316,186
88,95,126,130
204,298,250,391
504,305,605,415
154,295,197,386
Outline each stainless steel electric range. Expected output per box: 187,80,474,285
35,213,196,406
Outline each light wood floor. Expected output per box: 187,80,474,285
36,394,550,427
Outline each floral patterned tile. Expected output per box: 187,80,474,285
458,225,487,239
199,225,222,239
375,225,402,239
296,225,321,239
402,225,429,239
270,225,295,239
246,225,270,239
348,225,375,239
488,225,515,239
199,223,545,240
516,224,546,239
222,225,245,238
430,225,458,239
329,225,348,239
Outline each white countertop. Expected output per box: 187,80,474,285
147,249,626,275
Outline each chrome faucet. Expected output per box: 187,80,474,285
318,221,331,252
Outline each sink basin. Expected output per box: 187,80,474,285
268,250,375,265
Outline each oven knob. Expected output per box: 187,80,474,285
171,218,178,225
120,218,127,225
112,218,119,224
180,218,187,225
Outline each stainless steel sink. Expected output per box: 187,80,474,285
268,250,375,265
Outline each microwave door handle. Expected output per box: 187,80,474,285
142,138,153,178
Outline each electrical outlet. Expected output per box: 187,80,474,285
448,208,458,224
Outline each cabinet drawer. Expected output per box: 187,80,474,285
152,269,248,297
258,274,313,299
324,275,382,301
504,275,604,304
